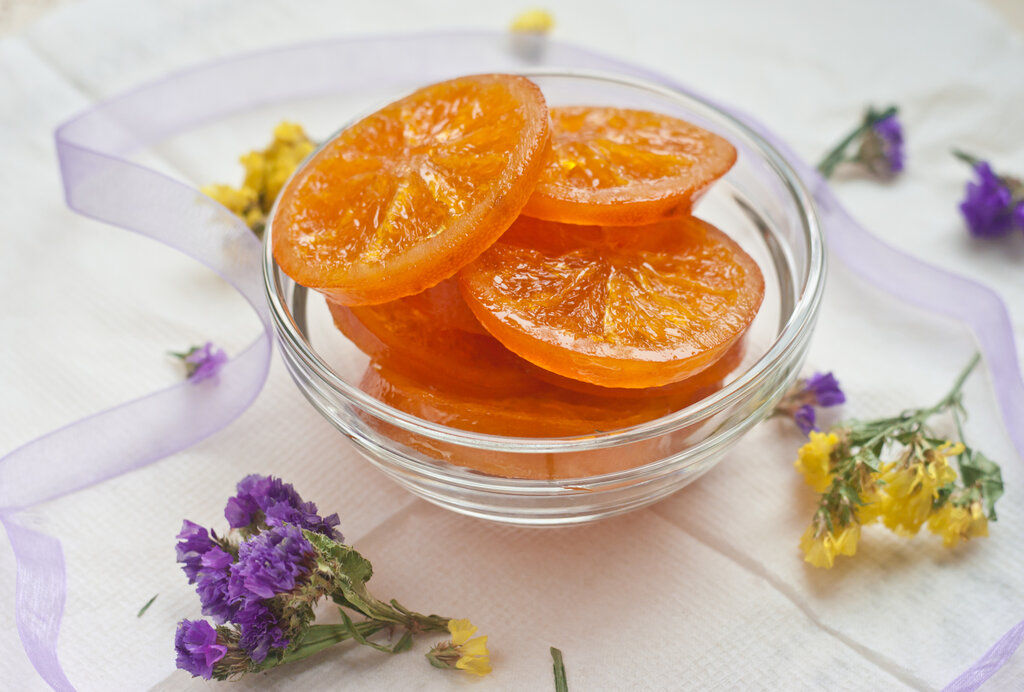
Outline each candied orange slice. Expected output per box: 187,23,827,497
359,356,730,479
272,74,550,305
325,279,538,395
520,106,736,226
458,215,764,389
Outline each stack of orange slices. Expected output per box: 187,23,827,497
272,74,764,477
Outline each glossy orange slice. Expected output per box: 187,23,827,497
521,106,736,226
458,215,764,389
325,279,538,395
272,74,550,305
358,355,731,479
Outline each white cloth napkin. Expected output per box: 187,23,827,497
2,0,1023,689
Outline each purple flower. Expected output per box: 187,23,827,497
775,370,844,433
229,524,314,601
960,162,1016,238
175,619,227,679
233,601,290,663
226,525,312,663
176,520,215,584
794,405,817,435
225,474,342,540
184,342,229,383
1015,201,1024,230
866,113,904,175
196,546,234,623
804,372,846,407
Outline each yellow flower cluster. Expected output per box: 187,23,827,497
795,433,993,569
786,358,1004,570
875,443,960,536
793,431,839,493
202,121,315,236
927,502,989,547
800,523,860,569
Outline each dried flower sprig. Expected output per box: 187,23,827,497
170,342,228,383
174,475,489,680
793,355,1003,568
817,105,904,179
774,371,846,434
202,122,315,238
954,150,1024,238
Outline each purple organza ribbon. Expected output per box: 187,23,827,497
2,31,1020,690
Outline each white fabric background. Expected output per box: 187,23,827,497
2,0,1023,689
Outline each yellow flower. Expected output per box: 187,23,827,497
201,183,259,219
832,523,860,557
509,9,554,33
448,619,491,676
203,121,315,234
856,477,885,525
799,522,860,568
793,431,839,492
240,121,315,211
878,444,959,536
927,502,989,548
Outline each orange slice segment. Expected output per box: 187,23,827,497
458,215,764,389
272,74,550,305
521,106,736,226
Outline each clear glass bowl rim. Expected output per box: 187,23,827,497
262,68,825,458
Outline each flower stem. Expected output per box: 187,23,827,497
953,149,982,168
817,105,898,178
856,354,980,451
275,621,389,666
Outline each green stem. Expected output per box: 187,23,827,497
857,354,980,451
953,149,982,168
275,621,389,666
551,647,569,692
817,105,898,178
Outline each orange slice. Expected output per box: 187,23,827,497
358,356,730,479
521,106,736,226
458,215,764,389
272,74,550,305
325,279,538,395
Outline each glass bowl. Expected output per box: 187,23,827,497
263,70,825,526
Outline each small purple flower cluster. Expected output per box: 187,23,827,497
817,105,904,180
174,475,338,678
175,619,227,680
777,371,846,435
183,341,229,383
864,113,905,177
226,474,342,540
874,115,905,173
793,372,846,434
960,161,1024,238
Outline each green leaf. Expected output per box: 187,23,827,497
136,594,158,618
856,448,880,473
551,647,568,692
392,630,414,654
304,531,374,585
960,452,1004,520
339,608,394,654
277,621,388,666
